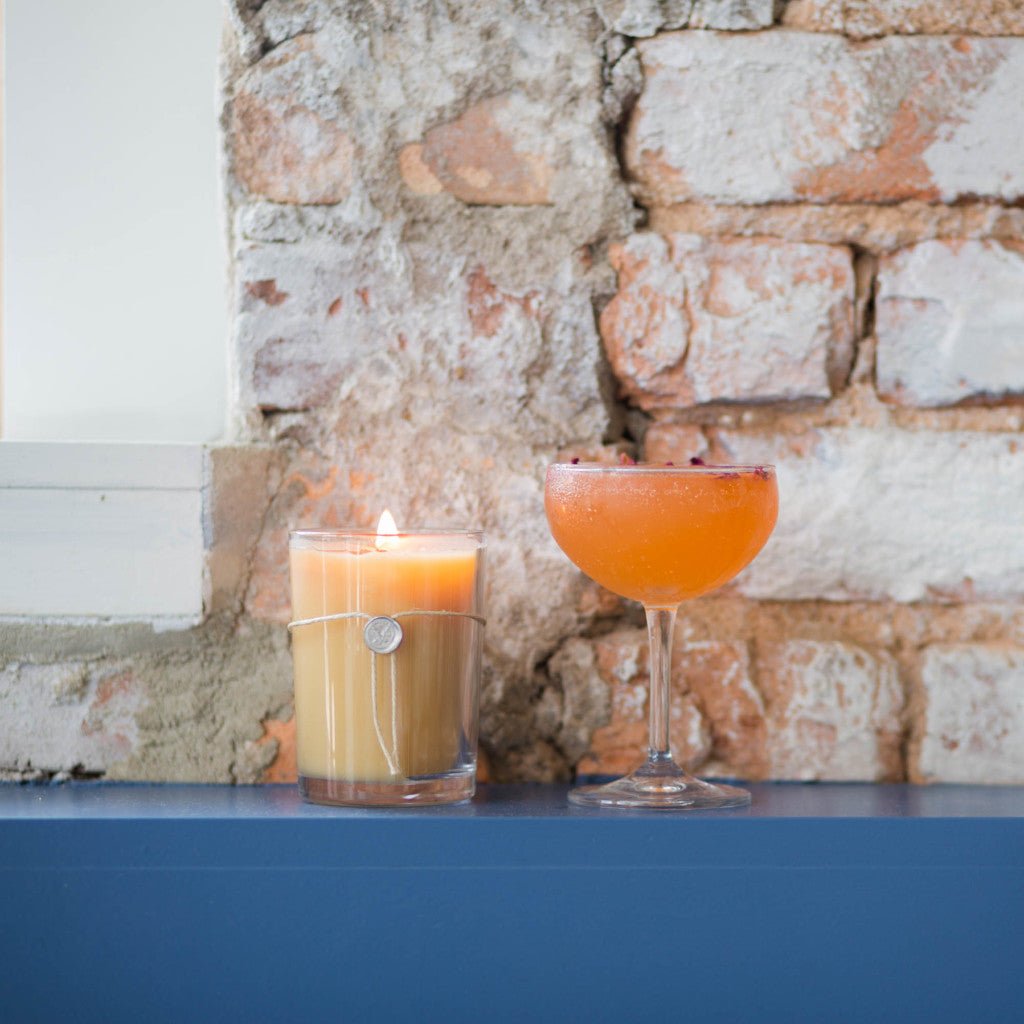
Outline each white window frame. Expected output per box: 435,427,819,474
0,2,229,628
0,441,207,626
1,0,228,445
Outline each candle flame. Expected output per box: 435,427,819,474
375,509,400,551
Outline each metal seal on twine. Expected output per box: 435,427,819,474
287,609,486,778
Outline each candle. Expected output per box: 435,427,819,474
288,513,485,806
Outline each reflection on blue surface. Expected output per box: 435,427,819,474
1,780,1023,818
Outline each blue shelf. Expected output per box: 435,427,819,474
2,783,1022,1023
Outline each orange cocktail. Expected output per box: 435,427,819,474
544,461,778,810
545,464,778,608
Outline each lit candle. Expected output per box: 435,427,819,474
288,513,485,806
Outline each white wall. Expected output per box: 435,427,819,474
3,0,226,441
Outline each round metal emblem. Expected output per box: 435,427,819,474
363,615,403,655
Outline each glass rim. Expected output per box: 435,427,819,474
547,462,775,475
289,528,485,541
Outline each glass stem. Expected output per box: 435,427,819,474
645,605,678,768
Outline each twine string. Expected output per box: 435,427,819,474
287,609,487,630
288,610,486,779
369,651,400,777
389,655,400,777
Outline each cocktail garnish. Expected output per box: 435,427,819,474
571,457,580,464
689,456,706,466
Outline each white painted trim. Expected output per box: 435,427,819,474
0,441,206,624
0,441,203,490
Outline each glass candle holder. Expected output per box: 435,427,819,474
288,528,485,806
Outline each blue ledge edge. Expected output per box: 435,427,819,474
2,782,1023,1023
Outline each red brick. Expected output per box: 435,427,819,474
569,631,902,781
576,629,713,775
256,715,297,783
400,95,553,205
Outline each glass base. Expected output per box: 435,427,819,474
569,761,750,810
300,771,474,807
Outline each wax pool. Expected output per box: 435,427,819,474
289,533,484,789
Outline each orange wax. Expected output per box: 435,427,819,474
289,540,481,782
545,464,778,608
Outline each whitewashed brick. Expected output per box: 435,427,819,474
0,663,142,774
690,0,776,29
626,32,1024,204
877,240,1024,407
784,0,1024,37
914,644,1024,784
760,641,903,781
225,3,636,768
600,232,853,410
234,235,607,445
231,35,354,204
597,0,774,35
646,425,1024,602
597,0,695,36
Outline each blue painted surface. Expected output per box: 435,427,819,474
1,783,1022,1023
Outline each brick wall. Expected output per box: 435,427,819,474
589,2,1024,784
4,0,1023,786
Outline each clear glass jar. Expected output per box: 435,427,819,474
288,529,485,806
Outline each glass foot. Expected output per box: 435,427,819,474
569,761,750,810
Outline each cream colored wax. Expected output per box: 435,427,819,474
289,537,480,782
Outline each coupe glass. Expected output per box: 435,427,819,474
545,461,778,809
